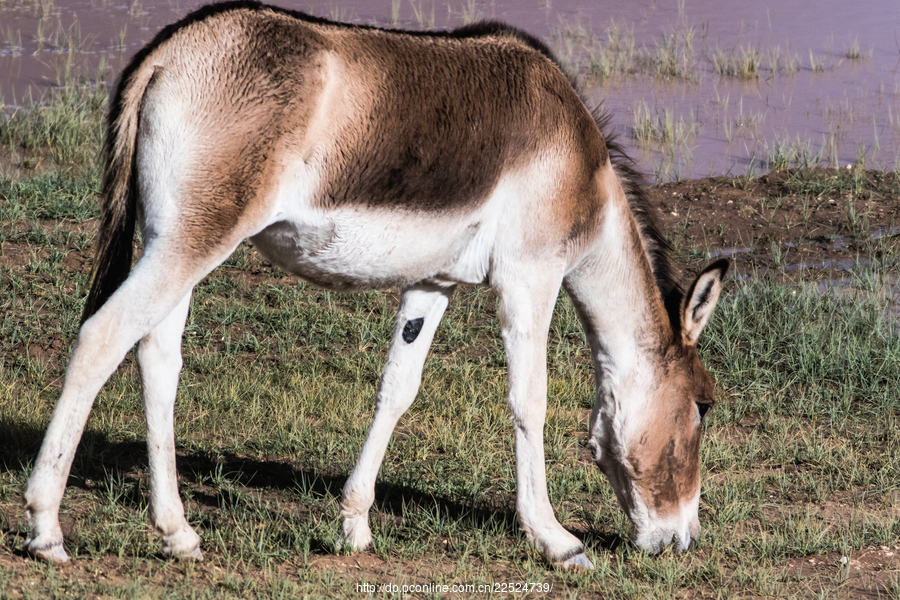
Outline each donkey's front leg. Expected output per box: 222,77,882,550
339,282,454,552
497,277,594,570
137,292,202,559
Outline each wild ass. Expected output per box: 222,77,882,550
23,1,728,569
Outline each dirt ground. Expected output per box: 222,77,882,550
647,168,900,278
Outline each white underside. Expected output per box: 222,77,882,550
249,159,512,290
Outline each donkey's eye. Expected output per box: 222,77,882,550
696,402,712,420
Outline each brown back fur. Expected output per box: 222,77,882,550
83,2,673,324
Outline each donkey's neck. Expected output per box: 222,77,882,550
565,185,673,381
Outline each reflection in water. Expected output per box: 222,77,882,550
1,0,899,180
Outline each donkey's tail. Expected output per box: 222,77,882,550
80,63,159,325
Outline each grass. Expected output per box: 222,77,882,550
844,38,871,62
552,19,699,83
782,165,871,197
0,68,107,171
764,135,822,171
631,101,699,147
712,45,762,80
0,24,899,600
4,243,898,594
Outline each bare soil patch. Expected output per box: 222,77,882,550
648,168,900,278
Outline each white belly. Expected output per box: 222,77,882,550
250,205,500,290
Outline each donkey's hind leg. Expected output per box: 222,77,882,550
23,251,203,563
339,282,454,552
137,291,202,559
495,270,595,569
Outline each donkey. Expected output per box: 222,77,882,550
23,1,728,569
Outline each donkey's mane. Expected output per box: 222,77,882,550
590,108,685,331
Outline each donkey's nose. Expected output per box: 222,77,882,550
635,515,699,554
674,526,693,552
671,515,699,552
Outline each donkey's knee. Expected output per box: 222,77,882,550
137,327,184,383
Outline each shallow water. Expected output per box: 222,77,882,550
1,0,899,180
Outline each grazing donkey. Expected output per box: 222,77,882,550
24,1,728,569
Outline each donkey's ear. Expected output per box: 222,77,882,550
680,259,728,346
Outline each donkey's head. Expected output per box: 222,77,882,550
588,259,728,553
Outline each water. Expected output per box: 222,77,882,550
1,0,899,180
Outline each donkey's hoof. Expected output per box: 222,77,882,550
560,552,594,570
183,546,204,560
337,518,372,553
162,543,204,561
25,539,69,564
161,525,203,560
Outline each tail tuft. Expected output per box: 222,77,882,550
79,66,155,324
79,185,136,325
